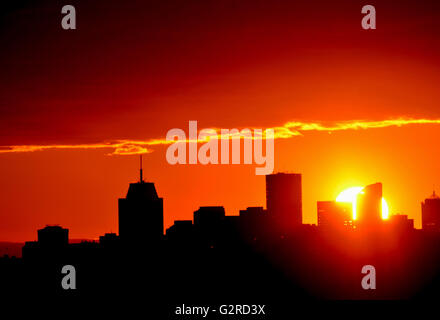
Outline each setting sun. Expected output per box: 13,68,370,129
381,198,389,220
336,186,389,220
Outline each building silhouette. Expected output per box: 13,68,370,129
12,167,440,303
239,206,268,239
22,225,69,260
239,206,267,217
317,201,353,230
422,191,440,230
166,220,194,243
266,173,302,232
118,156,163,245
193,206,225,228
193,206,225,246
99,232,119,248
387,214,414,232
37,225,69,247
356,182,383,230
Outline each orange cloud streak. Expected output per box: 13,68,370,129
1,118,439,155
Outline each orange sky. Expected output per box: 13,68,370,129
1,0,440,241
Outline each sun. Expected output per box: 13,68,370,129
336,187,363,220
381,197,389,220
336,186,389,220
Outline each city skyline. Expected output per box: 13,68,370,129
11,166,440,249
2,0,440,311
0,155,438,244
1,0,440,243
4,168,438,301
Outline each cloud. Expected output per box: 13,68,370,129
0,141,156,156
1,118,439,155
284,118,440,133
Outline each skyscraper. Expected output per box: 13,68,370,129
422,191,440,231
356,182,383,230
266,173,302,231
118,156,163,244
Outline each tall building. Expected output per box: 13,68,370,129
317,201,353,230
118,156,163,244
356,182,383,230
266,173,302,231
422,191,440,230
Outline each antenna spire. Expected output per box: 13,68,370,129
140,154,143,183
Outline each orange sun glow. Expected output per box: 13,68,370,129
336,186,389,220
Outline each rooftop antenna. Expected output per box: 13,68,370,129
140,154,144,183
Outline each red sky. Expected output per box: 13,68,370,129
1,0,440,241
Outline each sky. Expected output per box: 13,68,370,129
1,0,440,241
